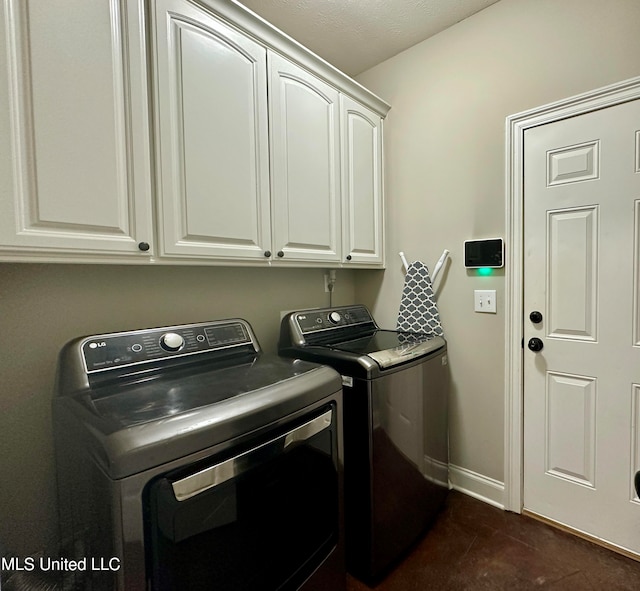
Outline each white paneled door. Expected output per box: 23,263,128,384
523,99,640,554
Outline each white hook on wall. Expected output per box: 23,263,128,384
398,251,409,273
431,249,450,282
399,249,450,281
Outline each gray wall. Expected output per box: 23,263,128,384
0,263,355,555
355,0,640,483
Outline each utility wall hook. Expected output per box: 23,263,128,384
399,251,409,273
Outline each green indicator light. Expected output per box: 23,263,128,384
478,267,493,276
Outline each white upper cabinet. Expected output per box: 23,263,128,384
269,53,341,264
341,95,384,266
0,0,390,267
0,0,153,260
153,0,272,261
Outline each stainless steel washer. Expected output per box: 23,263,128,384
279,305,448,584
53,318,345,591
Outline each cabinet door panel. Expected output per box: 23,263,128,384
341,95,384,266
155,0,271,259
269,53,341,263
0,0,153,257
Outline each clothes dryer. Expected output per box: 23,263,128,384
54,318,345,591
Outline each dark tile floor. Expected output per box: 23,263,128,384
346,491,640,590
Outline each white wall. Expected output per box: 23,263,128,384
356,0,640,492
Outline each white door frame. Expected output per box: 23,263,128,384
504,76,640,512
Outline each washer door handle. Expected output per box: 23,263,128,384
171,409,333,502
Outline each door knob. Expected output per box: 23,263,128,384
529,311,543,324
527,337,544,352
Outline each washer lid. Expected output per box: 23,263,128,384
329,330,445,369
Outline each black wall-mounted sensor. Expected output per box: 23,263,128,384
464,238,504,268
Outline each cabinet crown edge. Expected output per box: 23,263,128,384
189,0,391,117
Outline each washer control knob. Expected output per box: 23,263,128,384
160,332,184,352
328,311,342,324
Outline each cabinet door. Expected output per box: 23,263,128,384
269,53,341,264
341,95,384,267
0,0,153,259
154,0,271,260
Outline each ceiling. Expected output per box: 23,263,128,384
235,0,500,76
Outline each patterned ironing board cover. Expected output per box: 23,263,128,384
397,261,444,336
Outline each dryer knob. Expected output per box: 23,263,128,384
160,332,184,352
328,311,342,324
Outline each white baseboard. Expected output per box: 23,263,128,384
448,464,505,509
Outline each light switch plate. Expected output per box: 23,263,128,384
474,290,496,313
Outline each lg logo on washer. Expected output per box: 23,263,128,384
89,342,107,349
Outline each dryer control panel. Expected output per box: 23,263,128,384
82,320,255,373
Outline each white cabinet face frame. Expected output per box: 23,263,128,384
153,0,272,261
340,95,384,266
268,52,342,264
0,0,154,260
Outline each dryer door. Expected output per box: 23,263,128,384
144,405,341,591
